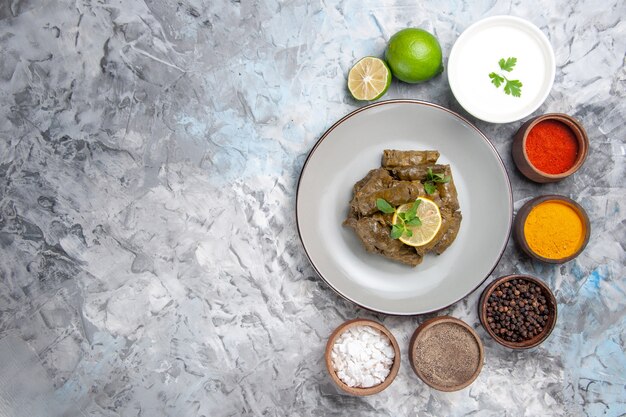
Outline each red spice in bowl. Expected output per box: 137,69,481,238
525,120,578,174
512,113,589,183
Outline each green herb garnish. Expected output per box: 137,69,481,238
423,168,450,195
376,198,395,214
376,198,422,240
489,57,523,97
499,57,517,72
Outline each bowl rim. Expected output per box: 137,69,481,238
478,274,558,349
519,113,589,179
324,318,401,396
448,15,556,123
514,194,591,263
408,316,484,391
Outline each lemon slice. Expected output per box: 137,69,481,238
347,57,392,101
392,198,442,247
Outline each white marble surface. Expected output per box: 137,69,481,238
0,0,624,416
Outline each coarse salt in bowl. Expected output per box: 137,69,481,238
325,319,400,396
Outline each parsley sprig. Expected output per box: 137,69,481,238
489,57,523,97
376,198,422,239
423,168,450,195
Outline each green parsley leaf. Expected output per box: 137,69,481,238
424,181,437,195
504,79,523,97
426,168,450,184
376,198,395,214
499,57,517,72
406,217,422,227
380,198,425,241
489,72,504,87
390,224,404,239
490,57,522,97
405,198,421,221
424,168,449,195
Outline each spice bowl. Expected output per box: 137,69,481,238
409,316,484,392
479,274,557,349
325,318,400,396
512,113,589,183
514,195,590,263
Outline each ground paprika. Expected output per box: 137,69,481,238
525,120,578,174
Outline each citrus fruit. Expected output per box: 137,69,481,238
347,56,392,101
392,198,442,247
385,28,443,84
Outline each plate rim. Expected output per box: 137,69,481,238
296,99,513,315
447,15,556,124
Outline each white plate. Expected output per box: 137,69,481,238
296,100,512,315
448,15,555,123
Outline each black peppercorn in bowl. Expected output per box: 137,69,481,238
479,274,557,349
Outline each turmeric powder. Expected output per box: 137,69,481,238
523,201,585,259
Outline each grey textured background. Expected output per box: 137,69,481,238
0,0,624,416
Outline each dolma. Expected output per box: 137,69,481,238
432,211,462,255
436,165,459,211
382,150,440,168
391,164,447,181
353,168,393,195
351,180,425,217
344,214,423,267
344,150,462,266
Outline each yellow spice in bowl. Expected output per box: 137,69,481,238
523,201,585,259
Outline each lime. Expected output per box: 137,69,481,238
392,198,442,247
347,57,392,101
385,28,443,84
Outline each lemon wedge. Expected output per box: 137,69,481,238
392,198,442,247
347,57,392,101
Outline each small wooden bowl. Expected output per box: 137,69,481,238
512,113,589,183
409,316,484,392
325,318,400,396
479,274,557,349
514,195,590,264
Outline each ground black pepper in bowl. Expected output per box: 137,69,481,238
409,316,484,391
479,275,557,349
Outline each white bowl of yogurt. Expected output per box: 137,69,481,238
447,15,555,124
